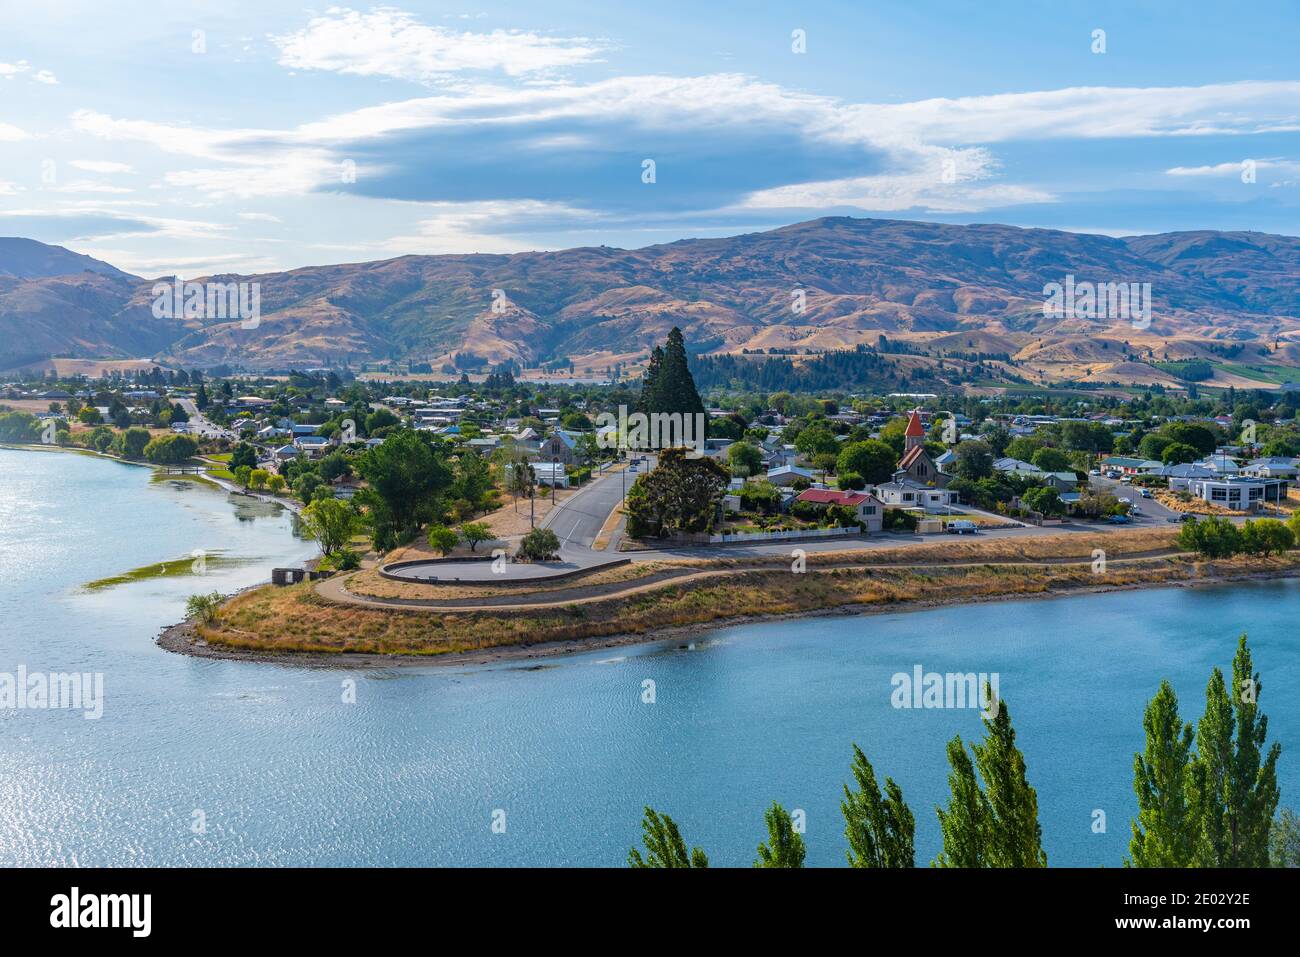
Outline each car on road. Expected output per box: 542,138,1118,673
1167,513,1194,523
1140,488,1153,498
1105,471,1120,479
1107,513,1133,524
1089,469,1100,476
946,519,978,534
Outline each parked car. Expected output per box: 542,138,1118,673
1105,471,1120,479
1089,469,1101,476
946,520,978,535
1140,488,1153,498
1120,475,1132,484
1107,513,1133,524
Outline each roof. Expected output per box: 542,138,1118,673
899,445,927,469
767,464,814,477
904,409,925,438
796,488,871,507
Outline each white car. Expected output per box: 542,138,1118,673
946,520,978,535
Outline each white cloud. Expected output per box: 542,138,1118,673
379,199,590,254
0,180,22,196
1166,158,1300,177
0,60,29,77
32,69,58,85
238,212,282,223
48,179,134,194
70,159,134,174
0,121,30,141
272,8,606,83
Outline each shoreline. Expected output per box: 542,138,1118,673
155,562,1300,671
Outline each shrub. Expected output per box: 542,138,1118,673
185,591,223,625
427,523,458,556
517,527,561,561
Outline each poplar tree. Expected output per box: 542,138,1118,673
754,802,806,868
1129,680,1196,866
627,807,709,868
841,744,915,867
935,693,1046,867
1189,634,1281,867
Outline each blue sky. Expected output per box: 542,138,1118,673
1,0,1298,277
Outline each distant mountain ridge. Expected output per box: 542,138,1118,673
1,218,1298,376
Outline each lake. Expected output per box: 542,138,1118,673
0,446,1295,866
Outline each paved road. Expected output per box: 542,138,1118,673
542,459,644,549
173,396,231,441
1088,474,1182,525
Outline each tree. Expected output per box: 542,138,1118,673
517,526,561,561
302,498,358,555
1130,680,1196,867
230,442,258,471
426,523,458,556
623,447,730,536
1269,808,1300,867
459,521,493,552
355,431,452,549
505,460,535,514
267,474,286,493
952,440,994,480
119,429,149,457
754,802,806,868
841,744,915,867
795,423,839,460
837,440,896,485
628,807,708,868
249,468,269,490
143,433,198,464
1176,515,1242,559
1030,447,1071,472
935,693,1046,867
1161,442,1199,465
233,465,252,489
1021,485,1065,517
1163,422,1217,457
1187,634,1281,867
1240,518,1294,556
727,441,763,476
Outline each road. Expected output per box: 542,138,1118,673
1088,473,1181,525
541,459,639,549
172,396,230,441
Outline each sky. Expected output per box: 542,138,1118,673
1,0,1298,277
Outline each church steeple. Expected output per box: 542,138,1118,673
904,408,925,451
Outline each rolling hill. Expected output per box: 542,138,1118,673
2,217,1298,382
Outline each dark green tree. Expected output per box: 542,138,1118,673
628,807,709,868
841,744,915,867
936,692,1045,867
754,802,806,868
1130,680,1196,867
1189,634,1281,867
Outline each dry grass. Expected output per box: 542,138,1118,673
198,541,1297,659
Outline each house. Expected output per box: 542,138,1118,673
935,449,957,474
872,473,960,513
1242,457,1300,479
532,462,569,488
766,464,815,487
793,488,884,533
293,435,331,457
1099,456,1162,475
273,444,299,463
993,457,1038,473
1159,462,1217,492
1186,474,1287,511
1009,469,1079,494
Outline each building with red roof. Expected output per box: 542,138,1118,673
793,487,884,532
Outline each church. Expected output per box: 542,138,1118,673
896,409,949,488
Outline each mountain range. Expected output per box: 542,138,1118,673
3,217,1299,386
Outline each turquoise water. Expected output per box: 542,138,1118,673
0,446,1296,867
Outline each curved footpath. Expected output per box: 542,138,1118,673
316,547,1185,613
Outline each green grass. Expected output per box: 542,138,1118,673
84,550,255,590
207,452,233,463
1217,363,1300,385
206,468,235,480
